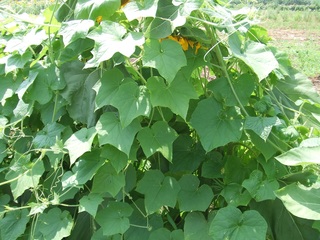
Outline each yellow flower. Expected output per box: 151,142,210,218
96,16,102,24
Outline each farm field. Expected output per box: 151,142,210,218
258,9,320,90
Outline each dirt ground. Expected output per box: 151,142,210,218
267,29,320,92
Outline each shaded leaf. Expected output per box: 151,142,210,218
190,98,243,152
137,121,177,161
178,174,213,211
95,202,133,236
74,0,119,20
244,116,281,141
5,51,32,73
33,122,65,148
209,206,267,240
96,112,141,156
92,162,125,197
136,170,180,214
221,183,251,207
184,212,211,240
79,193,104,217
34,208,73,240
0,209,30,240
59,20,94,46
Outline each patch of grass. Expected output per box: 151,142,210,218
271,38,320,77
0,0,51,14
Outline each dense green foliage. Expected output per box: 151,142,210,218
1,0,320,239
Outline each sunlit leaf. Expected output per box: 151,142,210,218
64,127,97,166
276,183,320,220
59,20,95,46
123,0,159,21
85,21,145,68
142,39,187,83
147,74,197,119
74,0,120,20
79,193,104,217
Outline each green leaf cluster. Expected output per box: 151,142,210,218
1,0,320,239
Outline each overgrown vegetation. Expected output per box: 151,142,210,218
1,0,320,239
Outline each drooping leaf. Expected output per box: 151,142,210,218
0,209,30,240
64,127,97,166
275,183,320,220
136,170,180,214
5,51,32,74
137,121,177,161
142,39,187,83
100,145,128,173
172,0,204,17
0,73,23,103
147,74,197,119
61,150,105,189
5,155,45,199
208,74,255,106
96,112,141,156
148,228,184,240
209,206,268,240
190,98,243,152
244,116,282,141
4,29,47,54
242,170,279,202
112,81,151,127
184,212,211,240
170,134,206,173
229,34,278,81
92,162,125,197
33,122,65,148
79,193,104,217
275,138,320,166
74,0,120,20
95,202,133,236
221,183,252,207
177,174,213,211
59,20,95,46
123,0,159,21
33,208,74,240
85,21,145,68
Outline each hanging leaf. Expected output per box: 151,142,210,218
208,74,255,107
74,0,120,20
177,174,213,211
59,20,95,46
244,116,282,141
95,202,133,236
92,162,125,197
190,98,243,152
275,138,320,166
64,127,97,166
112,81,151,127
85,21,145,68
33,208,74,240
147,74,197,119
101,145,128,173
184,212,211,240
5,155,45,199
123,0,159,21
137,121,177,161
5,51,32,74
33,122,65,148
0,209,30,240
228,34,278,81
79,193,104,217
136,170,180,214
242,170,279,202
275,183,320,220
142,39,187,83
209,206,267,240
96,112,141,156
